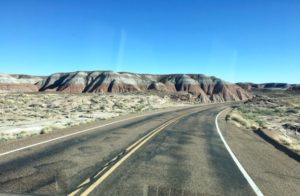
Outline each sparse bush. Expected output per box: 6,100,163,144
279,137,292,146
225,114,230,121
286,108,298,114
274,108,283,114
113,102,124,109
40,127,51,134
133,104,145,112
39,125,61,134
228,111,251,128
16,131,29,139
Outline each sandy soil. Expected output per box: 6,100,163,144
0,92,191,141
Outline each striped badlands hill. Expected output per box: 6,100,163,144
1,71,252,102
38,71,252,102
0,74,44,92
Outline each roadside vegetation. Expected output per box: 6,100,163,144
0,92,192,142
227,95,300,154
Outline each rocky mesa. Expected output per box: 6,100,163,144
1,71,252,102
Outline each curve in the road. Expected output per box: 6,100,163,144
72,107,264,196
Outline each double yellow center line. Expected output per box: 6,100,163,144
69,112,190,196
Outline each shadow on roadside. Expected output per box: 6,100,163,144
254,128,300,163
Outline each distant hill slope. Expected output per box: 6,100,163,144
0,71,252,102
0,73,44,92
237,82,300,91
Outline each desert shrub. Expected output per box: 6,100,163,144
138,99,145,103
229,112,251,128
131,104,144,112
225,114,230,121
279,137,291,146
257,107,276,116
257,120,265,128
113,102,124,109
286,108,299,114
91,98,98,104
15,131,31,139
274,108,284,114
40,127,50,134
0,133,9,142
39,125,61,134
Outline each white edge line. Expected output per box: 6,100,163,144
215,109,264,196
0,108,190,158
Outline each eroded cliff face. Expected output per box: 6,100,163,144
1,71,252,102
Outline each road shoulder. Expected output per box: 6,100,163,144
218,110,300,196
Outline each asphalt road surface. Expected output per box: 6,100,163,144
89,106,255,196
0,103,299,196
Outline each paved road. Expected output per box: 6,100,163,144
0,104,228,195
89,106,255,196
1,103,297,196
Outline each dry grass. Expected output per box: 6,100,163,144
275,135,300,154
39,125,65,134
226,109,258,129
0,131,37,142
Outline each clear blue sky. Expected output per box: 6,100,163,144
0,0,299,83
